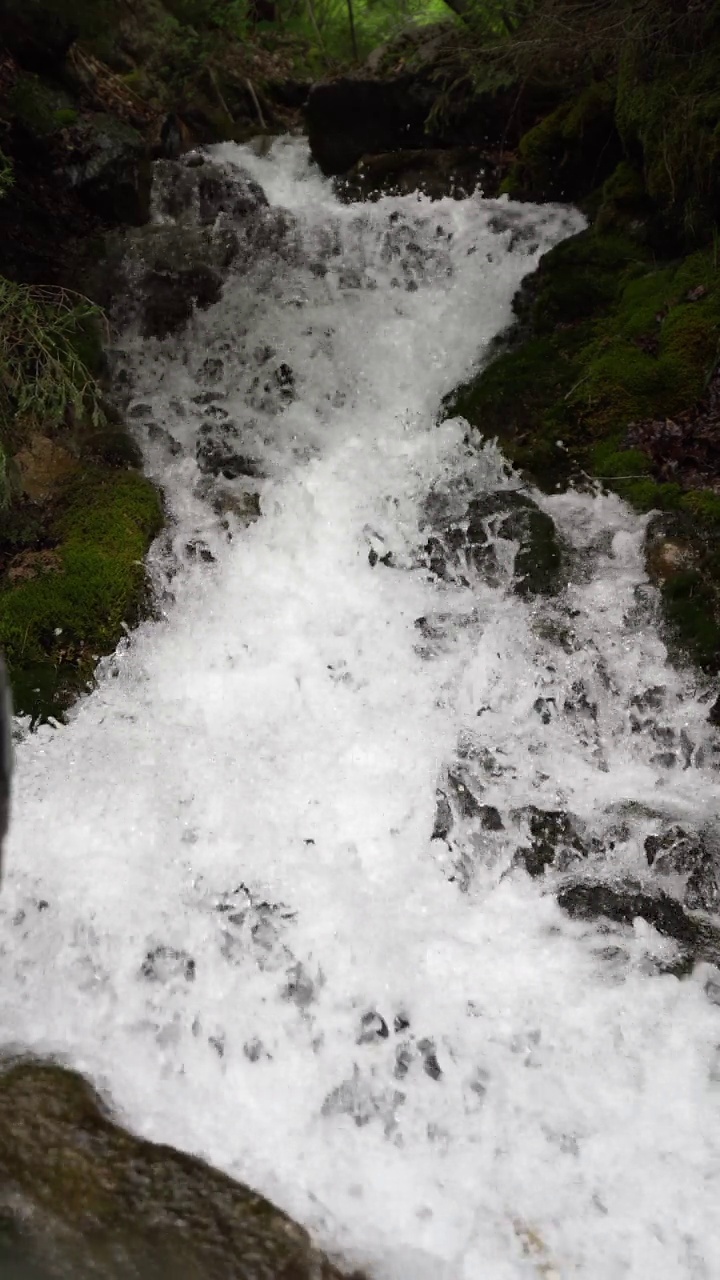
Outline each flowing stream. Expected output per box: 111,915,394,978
2,138,720,1278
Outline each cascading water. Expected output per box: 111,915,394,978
1,137,719,1279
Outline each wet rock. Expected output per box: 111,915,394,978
424,489,563,596
417,1038,442,1081
130,225,237,338
211,489,262,526
467,492,563,598
196,422,259,481
185,539,216,564
447,768,483,820
0,1061,362,1279
478,805,504,831
197,357,225,387
432,790,453,841
645,826,703,873
515,808,589,878
152,157,268,227
644,825,720,913
338,147,504,202
146,423,183,457
557,881,720,967
686,857,720,913
357,1012,389,1044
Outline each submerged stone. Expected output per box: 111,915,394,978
514,807,589,878
557,881,720,968
423,489,564,596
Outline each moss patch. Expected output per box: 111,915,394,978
0,469,162,719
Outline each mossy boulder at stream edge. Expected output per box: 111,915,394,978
0,1060,363,1279
445,220,720,670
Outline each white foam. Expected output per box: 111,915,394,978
2,139,719,1278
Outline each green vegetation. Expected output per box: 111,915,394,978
0,280,106,446
0,470,162,674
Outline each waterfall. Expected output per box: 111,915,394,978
1,137,718,1279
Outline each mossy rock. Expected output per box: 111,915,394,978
568,250,720,436
444,219,720,665
512,229,649,335
0,1060,361,1279
0,468,162,718
502,82,622,203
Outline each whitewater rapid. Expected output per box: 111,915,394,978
2,138,719,1278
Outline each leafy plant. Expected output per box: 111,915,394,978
0,279,107,439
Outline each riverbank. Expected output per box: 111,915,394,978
0,0,305,721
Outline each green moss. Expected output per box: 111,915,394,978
566,250,720,435
514,230,649,335
0,469,162,688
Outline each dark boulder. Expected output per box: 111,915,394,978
645,825,720,914
152,155,269,227
514,807,590,878
307,77,437,176
337,146,509,202
62,113,152,225
306,66,556,178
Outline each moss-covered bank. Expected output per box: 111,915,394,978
0,468,162,722
443,7,720,672
446,220,720,668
